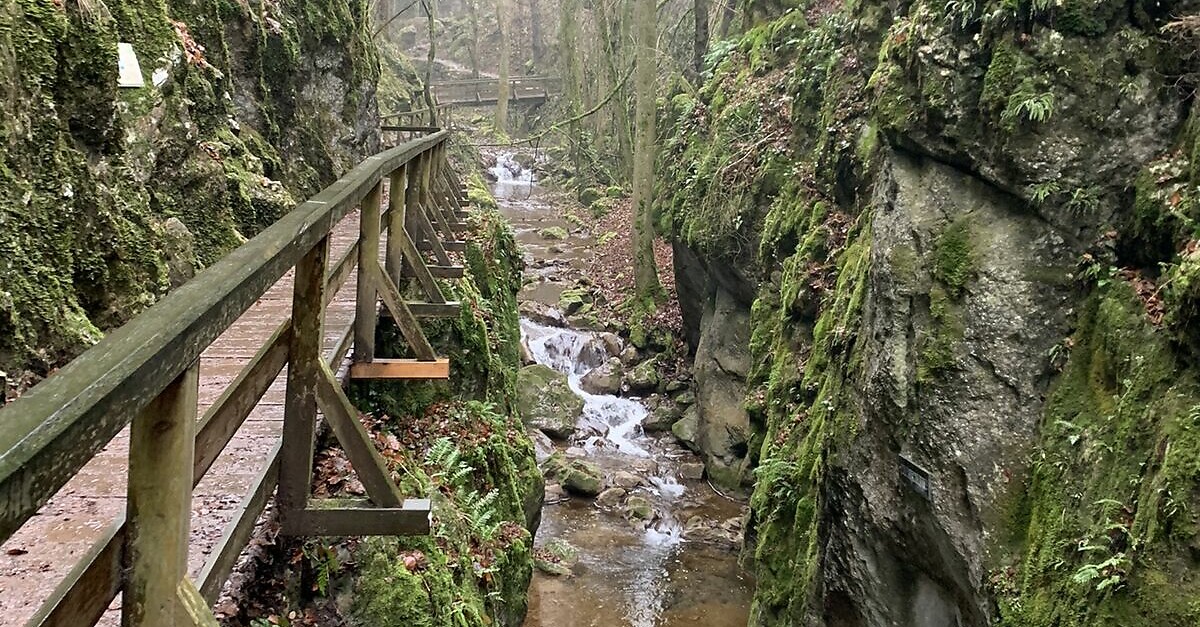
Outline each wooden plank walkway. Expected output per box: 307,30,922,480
0,210,368,626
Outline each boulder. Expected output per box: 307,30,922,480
558,287,594,316
619,346,640,366
544,454,604,497
534,539,579,576
579,186,604,206
612,471,643,489
529,428,555,463
625,357,661,394
598,332,623,356
539,226,568,240
630,459,660,476
544,482,568,504
674,391,696,406
679,462,705,480
581,358,623,395
671,406,701,452
643,403,681,432
682,515,741,550
595,487,626,508
517,364,584,440
519,337,536,365
623,496,653,521
519,301,568,327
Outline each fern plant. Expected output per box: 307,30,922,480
426,437,475,488
301,541,340,596
1003,88,1055,124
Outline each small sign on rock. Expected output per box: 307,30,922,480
899,453,931,501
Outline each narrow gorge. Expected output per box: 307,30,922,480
1,0,1200,624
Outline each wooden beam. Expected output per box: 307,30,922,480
278,238,328,522
27,521,123,627
324,240,360,304
373,259,438,361
381,301,461,318
125,363,198,627
285,500,431,536
417,239,467,253
354,182,382,363
349,358,450,380
392,220,446,304
176,579,220,627
428,265,465,279
314,359,404,508
385,165,408,285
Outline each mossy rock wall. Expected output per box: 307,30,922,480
0,0,382,379
661,0,1200,623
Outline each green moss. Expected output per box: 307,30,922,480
994,283,1200,626
934,218,975,296
981,41,1029,117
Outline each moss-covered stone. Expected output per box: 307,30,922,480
0,0,381,379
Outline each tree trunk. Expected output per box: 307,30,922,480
559,0,583,175
717,0,735,38
421,0,437,123
631,0,662,303
693,0,710,80
468,0,481,78
495,0,511,133
529,0,545,69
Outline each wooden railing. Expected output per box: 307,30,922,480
429,75,561,107
0,129,474,626
382,104,455,144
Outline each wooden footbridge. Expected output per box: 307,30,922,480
0,130,475,626
432,75,560,107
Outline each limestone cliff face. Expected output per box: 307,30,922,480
662,0,1200,623
0,0,381,380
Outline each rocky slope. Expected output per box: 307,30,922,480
661,0,1200,624
0,0,381,384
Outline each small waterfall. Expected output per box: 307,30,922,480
521,319,686,539
489,153,535,199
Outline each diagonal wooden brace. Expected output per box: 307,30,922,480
314,359,404,508
373,258,438,361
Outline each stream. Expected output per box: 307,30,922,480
485,153,754,626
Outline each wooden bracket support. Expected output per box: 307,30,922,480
350,358,450,380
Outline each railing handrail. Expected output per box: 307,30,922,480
0,130,449,542
429,74,558,88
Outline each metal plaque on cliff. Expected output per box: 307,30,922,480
899,454,931,500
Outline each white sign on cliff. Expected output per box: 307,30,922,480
118,43,145,88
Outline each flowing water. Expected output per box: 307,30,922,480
485,152,754,626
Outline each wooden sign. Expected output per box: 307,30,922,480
899,454,931,500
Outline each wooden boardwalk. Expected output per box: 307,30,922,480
0,212,365,625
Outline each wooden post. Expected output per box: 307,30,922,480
405,153,429,257
354,182,383,363
386,166,408,283
278,238,328,525
123,363,198,627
